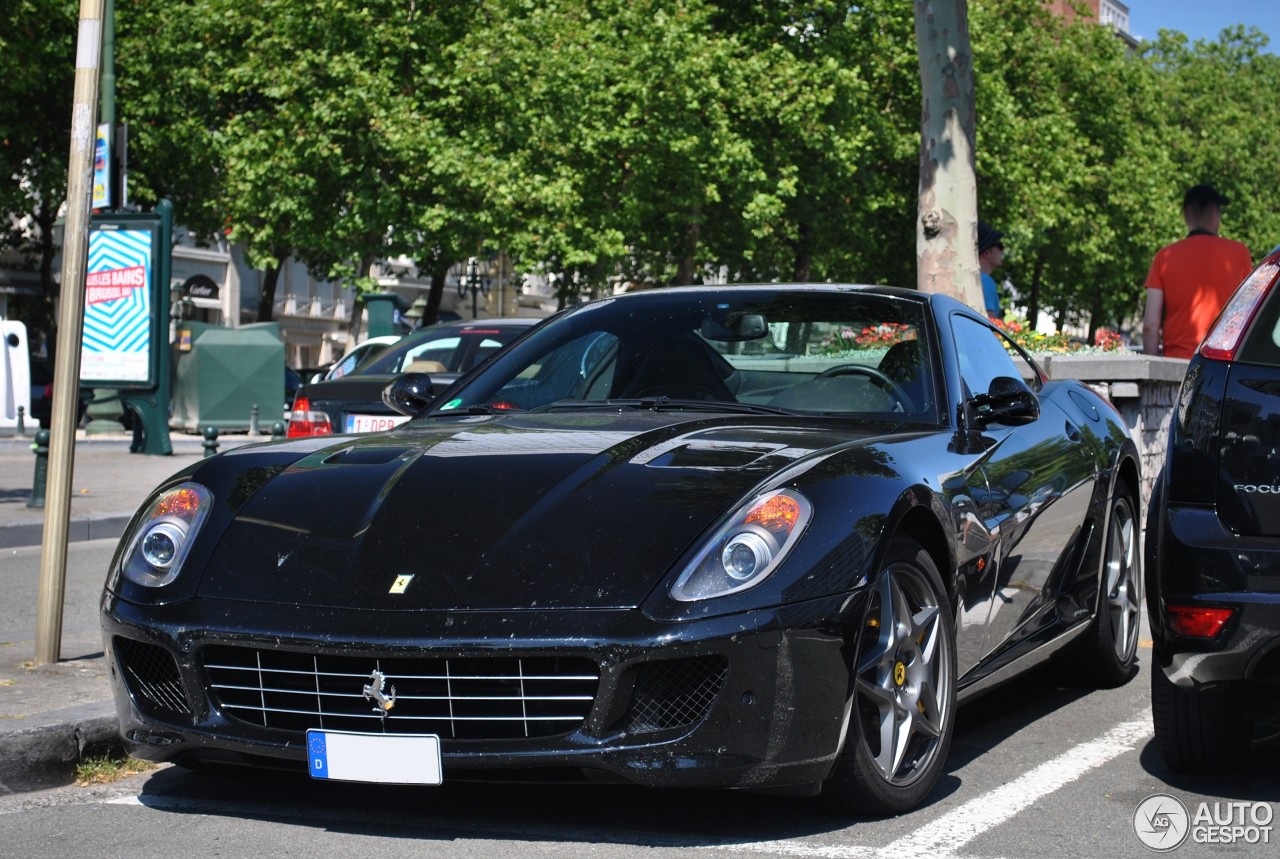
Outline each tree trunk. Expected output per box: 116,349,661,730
791,222,813,282
914,0,983,311
1029,251,1046,327
674,209,701,286
256,259,282,322
1088,284,1102,344
419,253,456,327
343,255,376,340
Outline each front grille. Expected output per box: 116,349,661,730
114,637,194,721
202,646,599,740
625,656,727,733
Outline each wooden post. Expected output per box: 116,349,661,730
35,0,106,665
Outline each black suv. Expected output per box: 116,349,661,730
1146,247,1280,770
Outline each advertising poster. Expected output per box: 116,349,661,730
82,223,155,385
93,123,112,209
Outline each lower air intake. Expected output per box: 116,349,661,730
626,655,728,733
114,636,194,721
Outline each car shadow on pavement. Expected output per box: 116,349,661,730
123,658,1103,845
133,765,855,847
1138,735,1280,802
945,658,1098,773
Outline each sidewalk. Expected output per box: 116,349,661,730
0,429,256,794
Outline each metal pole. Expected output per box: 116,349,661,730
36,0,106,665
100,0,114,126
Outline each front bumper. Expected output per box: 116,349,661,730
102,590,864,790
1146,504,1280,687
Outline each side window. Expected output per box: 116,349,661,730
465,337,508,370
397,336,460,372
952,315,1025,397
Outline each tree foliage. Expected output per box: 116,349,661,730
5,0,1280,341
0,0,79,339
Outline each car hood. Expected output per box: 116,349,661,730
195,411,897,611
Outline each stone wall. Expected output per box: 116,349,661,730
1038,354,1189,515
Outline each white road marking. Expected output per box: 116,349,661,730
709,709,1153,859
106,795,142,805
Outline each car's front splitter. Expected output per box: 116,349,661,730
102,590,866,791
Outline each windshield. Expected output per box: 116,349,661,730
361,324,530,375
419,288,940,423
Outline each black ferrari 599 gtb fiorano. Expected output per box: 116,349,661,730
103,284,1141,816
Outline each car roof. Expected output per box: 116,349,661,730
565,283,955,315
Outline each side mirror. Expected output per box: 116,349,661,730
970,375,1039,427
382,372,436,416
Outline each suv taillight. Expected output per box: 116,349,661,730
1200,256,1280,361
286,395,332,438
1166,605,1235,638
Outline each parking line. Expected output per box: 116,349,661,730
712,709,1153,859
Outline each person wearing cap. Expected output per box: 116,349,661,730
1142,184,1253,358
977,221,1005,321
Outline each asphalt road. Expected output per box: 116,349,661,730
1,541,1276,858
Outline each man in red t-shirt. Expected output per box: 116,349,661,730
1142,184,1253,359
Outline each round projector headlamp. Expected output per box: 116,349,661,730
140,522,187,569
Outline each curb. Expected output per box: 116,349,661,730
0,515,132,551
0,710,122,795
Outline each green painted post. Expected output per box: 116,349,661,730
27,429,50,509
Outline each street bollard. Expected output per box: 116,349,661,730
249,403,260,435
15,405,25,437
27,429,49,509
203,426,220,457
271,421,286,440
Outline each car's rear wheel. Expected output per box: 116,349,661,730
1151,664,1250,771
823,537,956,817
1079,484,1141,687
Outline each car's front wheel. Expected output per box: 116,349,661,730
1151,664,1250,772
823,537,956,817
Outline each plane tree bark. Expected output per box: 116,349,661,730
913,0,984,311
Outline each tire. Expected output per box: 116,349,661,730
823,537,956,817
1150,664,1250,772
1079,484,1141,687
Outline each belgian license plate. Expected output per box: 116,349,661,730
306,730,442,785
344,413,410,433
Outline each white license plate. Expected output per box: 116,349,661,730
306,730,442,785
345,413,410,433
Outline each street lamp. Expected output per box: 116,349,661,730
457,256,489,319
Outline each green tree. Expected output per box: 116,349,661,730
0,0,79,343
118,0,477,323
702,2,878,284
970,0,1169,337
1144,26,1280,262
442,0,764,301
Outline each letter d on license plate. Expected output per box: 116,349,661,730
307,730,442,785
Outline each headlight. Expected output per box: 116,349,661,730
119,483,213,588
670,489,812,601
